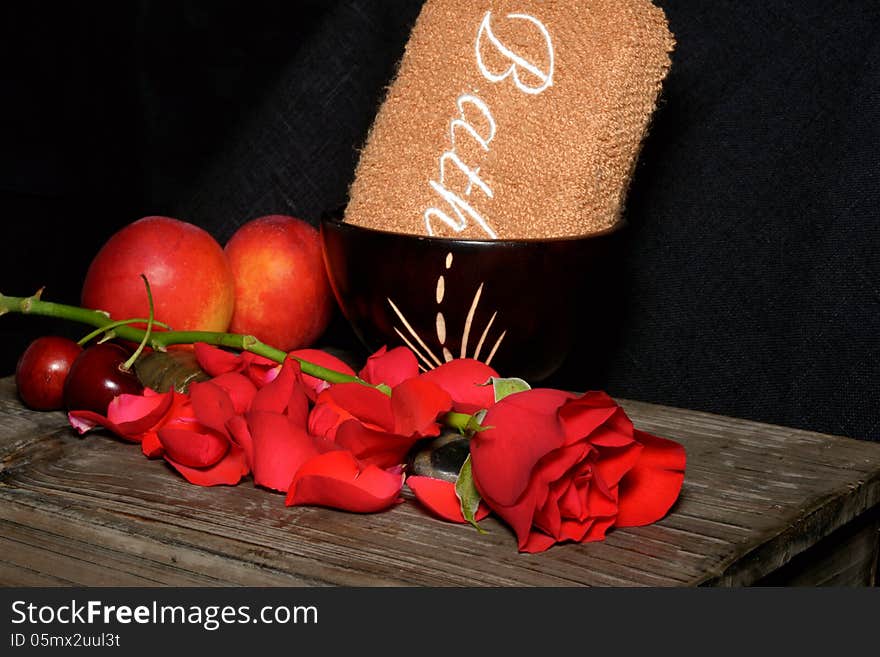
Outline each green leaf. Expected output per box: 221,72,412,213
466,409,489,434
455,455,487,534
491,376,531,402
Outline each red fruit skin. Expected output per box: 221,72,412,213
225,215,334,351
81,216,235,332
63,343,144,414
15,336,84,410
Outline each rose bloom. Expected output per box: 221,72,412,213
470,389,686,553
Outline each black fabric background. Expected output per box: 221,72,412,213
1,1,877,441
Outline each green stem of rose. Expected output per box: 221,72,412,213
1,292,486,434
442,411,474,434
0,291,368,387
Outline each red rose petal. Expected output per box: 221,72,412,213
558,517,591,543
592,441,644,491
530,442,593,489
158,427,229,468
559,395,624,446
160,396,198,430
245,357,310,428
592,408,640,447
494,387,574,414
286,380,310,429
519,530,557,554
251,357,297,413
189,381,236,438
166,445,248,487
312,433,343,455
614,430,686,528
247,411,320,492
226,414,254,468
289,348,357,400
359,346,419,387
69,389,176,443
471,388,571,506
407,476,491,524
285,451,403,513
141,431,163,458
106,389,175,436
391,377,452,437
419,359,499,413
68,409,125,437
557,478,584,520
320,382,394,431
194,343,243,376
335,419,420,469
308,396,349,440
586,477,619,519
239,353,281,388
581,516,616,542
483,488,541,550
244,357,308,427
633,430,689,470
207,373,258,414
532,480,565,538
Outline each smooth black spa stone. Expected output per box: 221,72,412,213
408,431,471,483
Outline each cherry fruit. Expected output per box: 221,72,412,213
15,336,84,410
63,343,144,413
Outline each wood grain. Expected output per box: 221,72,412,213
1,376,878,586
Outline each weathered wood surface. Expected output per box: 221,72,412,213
0,375,878,586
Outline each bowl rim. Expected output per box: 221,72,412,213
320,213,624,247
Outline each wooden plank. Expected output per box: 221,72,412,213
1,376,879,586
756,513,879,586
0,559,75,587
620,400,880,585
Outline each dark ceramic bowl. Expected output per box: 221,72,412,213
320,217,623,382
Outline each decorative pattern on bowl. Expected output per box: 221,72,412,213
320,217,622,382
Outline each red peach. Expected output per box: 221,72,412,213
224,215,333,351
82,216,235,333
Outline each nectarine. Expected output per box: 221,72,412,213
82,216,235,333
224,215,333,351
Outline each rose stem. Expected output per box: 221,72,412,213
1,291,488,431
441,411,487,434
0,291,365,387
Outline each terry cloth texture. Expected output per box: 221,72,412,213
344,0,674,239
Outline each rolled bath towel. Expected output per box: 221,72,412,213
345,0,674,240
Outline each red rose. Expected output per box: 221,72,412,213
470,389,686,553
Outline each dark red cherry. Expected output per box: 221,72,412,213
63,343,143,413
15,336,84,410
